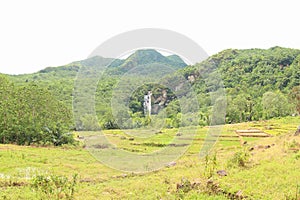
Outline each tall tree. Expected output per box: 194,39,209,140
262,91,291,119
290,86,300,114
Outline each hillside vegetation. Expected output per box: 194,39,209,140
2,47,300,140
93,47,300,129
0,75,74,146
1,47,300,199
179,46,300,124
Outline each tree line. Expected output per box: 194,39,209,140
0,75,74,145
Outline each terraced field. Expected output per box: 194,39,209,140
0,117,299,199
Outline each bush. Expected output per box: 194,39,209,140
0,76,74,146
204,153,218,178
227,149,250,168
31,174,78,200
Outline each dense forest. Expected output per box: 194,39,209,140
1,47,300,145
181,46,300,124
0,75,74,145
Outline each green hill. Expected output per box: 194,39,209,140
178,46,300,123
9,48,186,86
106,49,187,75
4,47,300,130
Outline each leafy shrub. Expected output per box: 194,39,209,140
204,153,218,178
176,178,193,199
31,174,78,200
227,149,250,168
0,75,74,146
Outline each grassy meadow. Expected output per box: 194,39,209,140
0,117,300,199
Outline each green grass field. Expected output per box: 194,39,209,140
0,117,300,199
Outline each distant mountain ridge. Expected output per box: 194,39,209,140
106,49,187,75
121,49,186,68
21,49,187,77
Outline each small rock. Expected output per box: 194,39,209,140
216,188,224,193
80,178,93,183
207,178,214,184
92,144,109,149
265,145,271,149
176,133,183,136
166,161,176,167
257,145,264,149
266,125,272,130
191,179,201,188
235,190,243,198
116,174,127,178
295,126,300,136
217,170,227,176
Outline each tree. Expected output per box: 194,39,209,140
262,91,291,119
290,86,300,115
0,75,14,143
0,76,74,146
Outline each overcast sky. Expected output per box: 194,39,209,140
1,0,300,75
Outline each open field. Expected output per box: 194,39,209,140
0,117,300,199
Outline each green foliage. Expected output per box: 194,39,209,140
77,114,100,131
0,75,74,145
31,174,78,200
227,148,250,168
262,91,292,119
129,83,177,114
290,85,300,114
204,152,218,178
6,47,300,130
227,94,254,122
181,46,300,124
176,178,193,199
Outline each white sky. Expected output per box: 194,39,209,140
1,0,300,75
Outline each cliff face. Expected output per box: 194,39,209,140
152,89,168,114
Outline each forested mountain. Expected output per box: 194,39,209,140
9,49,187,107
2,47,300,135
107,49,186,74
179,46,300,123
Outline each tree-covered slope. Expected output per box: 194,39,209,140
5,49,187,130
179,46,300,123
4,47,300,130
8,49,187,107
